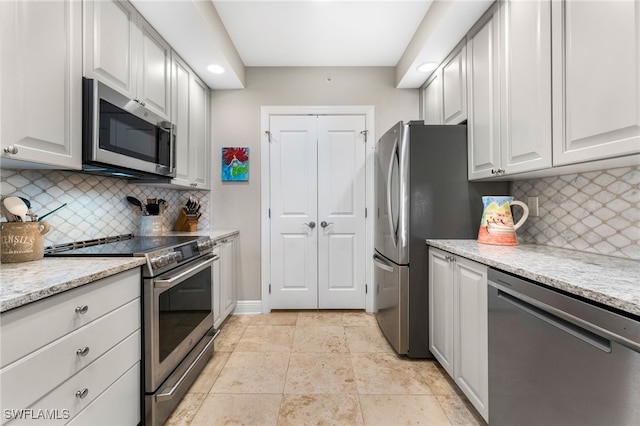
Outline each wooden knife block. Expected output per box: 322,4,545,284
173,209,198,232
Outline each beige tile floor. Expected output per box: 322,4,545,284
164,311,485,426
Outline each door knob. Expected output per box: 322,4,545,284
320,221,334,228
303,221,316,229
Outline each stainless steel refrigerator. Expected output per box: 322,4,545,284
373,121,508,358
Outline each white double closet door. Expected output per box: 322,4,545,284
269,114,367,309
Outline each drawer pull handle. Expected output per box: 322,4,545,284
76,347,90,357
75,388,89,399
75,305,89,314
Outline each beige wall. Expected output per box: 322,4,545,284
209,67,419,301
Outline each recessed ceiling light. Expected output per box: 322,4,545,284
417,62,439,73
207,64,225,74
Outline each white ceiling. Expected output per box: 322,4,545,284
131,0,494,90
213,0,433,67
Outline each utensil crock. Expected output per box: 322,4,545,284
1,221,51,263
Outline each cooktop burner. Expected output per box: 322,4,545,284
44,234,207,257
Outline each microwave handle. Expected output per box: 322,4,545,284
170,123,176,174
159,121,177,175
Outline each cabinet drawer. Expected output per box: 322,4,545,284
6,331,141,425
0,299,140,413
68,362,140,425
1,268,140,367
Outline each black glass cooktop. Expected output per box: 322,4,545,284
44,235,205,257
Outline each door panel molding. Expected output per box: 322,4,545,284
261,106,375,313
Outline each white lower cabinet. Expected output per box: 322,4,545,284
68,362,140,426
213,234,238,328
212,244,222,327
429,247,488,422
0,268,141,425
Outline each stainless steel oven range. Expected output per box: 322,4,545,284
45,234,219,425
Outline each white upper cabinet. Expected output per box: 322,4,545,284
467,3,501,180
442,42,467,125
468,0,552,180
421,40,467,125
172,55,191,186
84,0,171,120
170,53,211,190
189,75,211,189
0,0,82,169
552,0,640,165
137,18,172,119
422,71,444,125
500,0,552,174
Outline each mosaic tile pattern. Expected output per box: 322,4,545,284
0,169,209,247
512,166,640,260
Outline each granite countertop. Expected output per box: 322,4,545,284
0,229,240,313
426,239,640,317
169,229,239,241
0,257,146,313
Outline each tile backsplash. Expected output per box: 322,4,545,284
0,169,209,247
512,166,639,260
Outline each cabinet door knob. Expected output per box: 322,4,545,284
75,388,89,399
76,346,90,357
320,221,334,228
75,305,89,314
3,145,18,155
190,183,198,187
303,221,316,229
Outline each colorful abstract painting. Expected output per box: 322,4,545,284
222,147,249,181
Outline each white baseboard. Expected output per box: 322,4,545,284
232,300,262,315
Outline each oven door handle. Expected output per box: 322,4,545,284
156,328,220,402
154,255,218,289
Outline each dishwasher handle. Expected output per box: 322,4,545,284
496,288,612,353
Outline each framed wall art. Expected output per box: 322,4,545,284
221,147,249,181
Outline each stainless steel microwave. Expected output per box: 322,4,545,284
82,78,176,180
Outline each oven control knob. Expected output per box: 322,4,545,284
197,239,212,251
152,255,169,268
173,251,183,263
150,256,162,268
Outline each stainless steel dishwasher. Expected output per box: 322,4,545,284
488,268,640,426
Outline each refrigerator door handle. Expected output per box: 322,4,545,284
373,253,395,273
386,138,399,248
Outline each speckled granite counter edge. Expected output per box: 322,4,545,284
1,258,146,313
166,229,239,241
1,230,239,313
426,239,640,317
